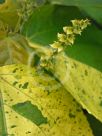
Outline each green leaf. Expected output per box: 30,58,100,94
49,0,102,6
0,0,5,4
49,0,102,25
22,5,84,46
0,34,33,66
0,64,93,136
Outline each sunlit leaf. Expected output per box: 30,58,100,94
0,64,93,136
49,52,102,122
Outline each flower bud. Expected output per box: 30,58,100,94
63,26,73,34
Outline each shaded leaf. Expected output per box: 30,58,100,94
86,112,102,136
0,0,5,4
49,0,102,25
0,0,20,34
0,0,38,38
0,34,33,66
0,64,93,136
49,0,102,6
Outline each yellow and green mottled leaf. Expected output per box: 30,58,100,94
0,64,93,136
49,52,102,122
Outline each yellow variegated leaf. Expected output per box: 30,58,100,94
50,52,102,122
0,64,93,136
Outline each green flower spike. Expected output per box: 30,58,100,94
40,19,90,67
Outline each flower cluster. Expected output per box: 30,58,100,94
50,19,90,53
17,0,36,32
40,19,90,67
